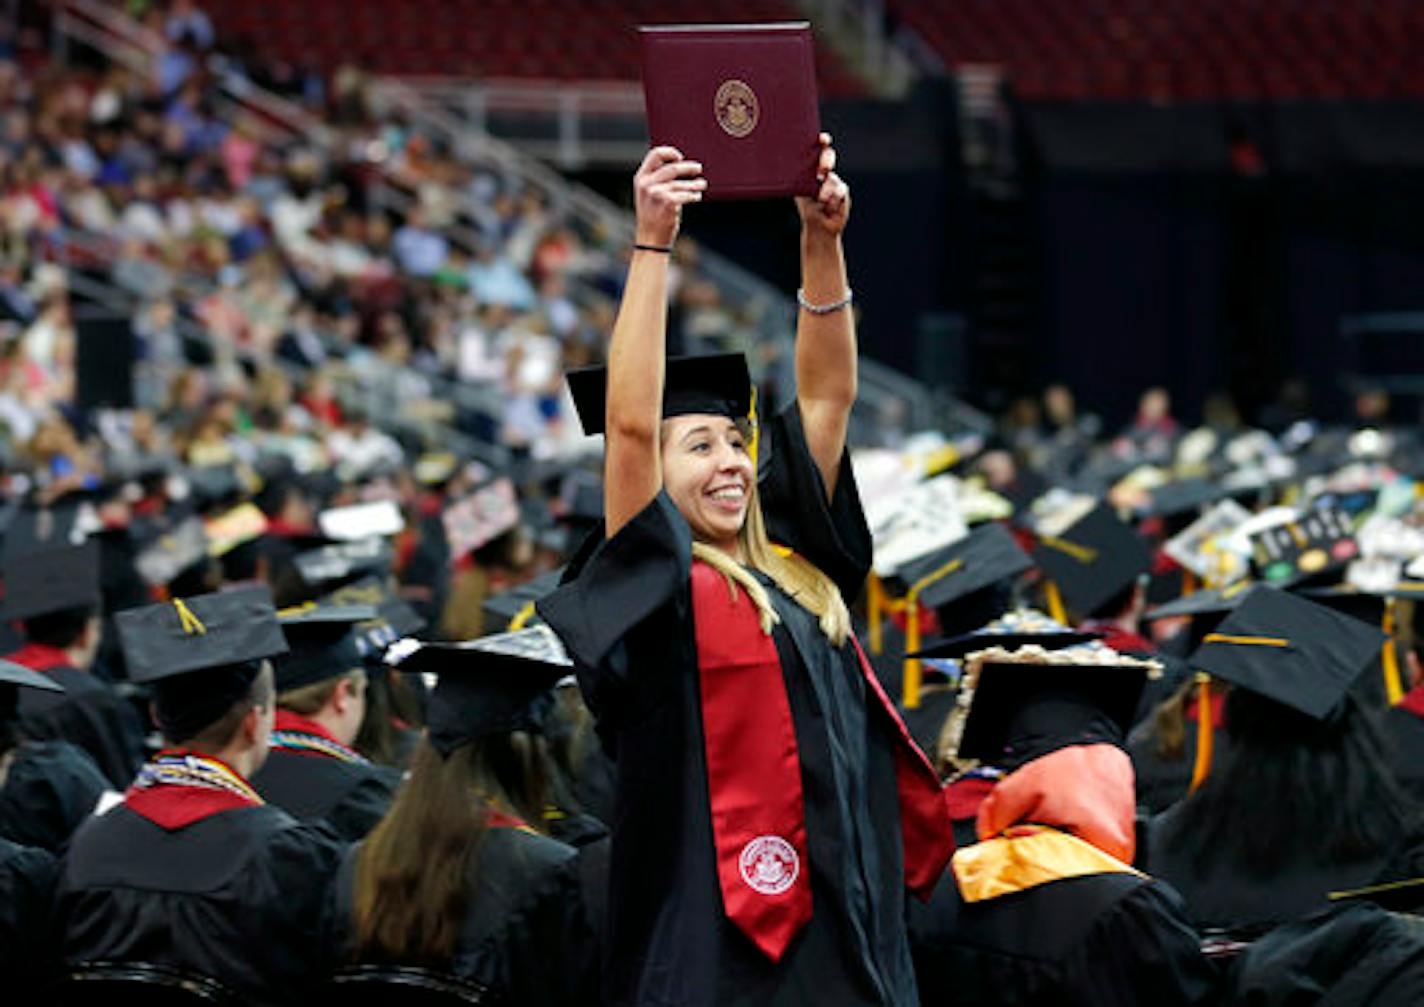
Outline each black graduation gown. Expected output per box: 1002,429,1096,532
1148,802,1405,930
0,836,59,995
1382,703,1424,804
251,748,402,842
908,857,1219,1006
1126,720,1230,815
540,406,922,1007
332,827,599,1004
57,798,345,1005
0,740,110,851
1220,902,1424,1006
14,662,146,788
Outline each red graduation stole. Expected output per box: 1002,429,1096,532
691,560,953,962
1399,682,1424,720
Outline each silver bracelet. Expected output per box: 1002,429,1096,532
797,287,854,315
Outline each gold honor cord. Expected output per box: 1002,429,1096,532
1201,633,1289,647
901,557,966,709
1038,536,1098,564
173,598,208,635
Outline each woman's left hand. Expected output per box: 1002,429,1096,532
795,133,850,238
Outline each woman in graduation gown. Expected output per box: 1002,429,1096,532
537,142,952,1006
1149,587,1424,931
333,632,598,1004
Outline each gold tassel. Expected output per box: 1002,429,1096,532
1189,673,1214,794
900,557,964,710
1045,580,1068,625
1383,598,1404,706
172,598,207,635
509,601,538,631
868,573,885,655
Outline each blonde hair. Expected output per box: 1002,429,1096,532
689,481,851,646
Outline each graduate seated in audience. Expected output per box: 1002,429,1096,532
3,541,146,788
0,659,72,994
250,605,403,841
1127,586,1245,814
0,657,109,852
333,627,598,1004
1375,600,1424,804
55,587,346,1004
908,644,1217,1007
1149,586,1424,932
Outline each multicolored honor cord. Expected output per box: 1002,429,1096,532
133,750,263,804
270,730,370,764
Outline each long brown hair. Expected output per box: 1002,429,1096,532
349,732,553,965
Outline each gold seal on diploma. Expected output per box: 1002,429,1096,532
714,79,759,138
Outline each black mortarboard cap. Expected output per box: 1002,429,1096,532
1189,585,1384,721
388,626,572,754
318,575,426,640
185,464,253,509
909,627,1102,661
481,568,565,632
274,604,379,692
1,540,102,620
133,517,210,588
2,503,90,558
1033,504,1152,618
1143,478,1229,519
115,585,288,741
1144,581,1255,622
565,353,752,437
895,522,1034,611
957,659,1150,767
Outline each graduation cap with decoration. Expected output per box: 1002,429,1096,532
1249,507,1358,588
134,517,211,589
443,477,522,562
293,538,394,590
1,540,102,621
945,638,1159,772
115,585,288,743
273,604,379,693
1032,503,1152,623
386,625,573,755
565,352,753,437
317,500,405,542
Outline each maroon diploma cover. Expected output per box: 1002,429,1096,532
639,22,821,200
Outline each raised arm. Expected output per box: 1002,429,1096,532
603,147,706,537
793,134,856,498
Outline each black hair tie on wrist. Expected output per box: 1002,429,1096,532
634,242,674,254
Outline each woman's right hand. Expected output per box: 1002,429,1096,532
633,146,706,247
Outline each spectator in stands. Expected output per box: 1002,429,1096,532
391,205,448,279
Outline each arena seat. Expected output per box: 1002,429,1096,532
327,965,497,1005
55,962,242,1005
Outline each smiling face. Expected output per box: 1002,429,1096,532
661,413,753,556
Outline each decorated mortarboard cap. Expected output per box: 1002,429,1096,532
317,500,405,542
204,502,269,558
386,625,572,754
293,537,394,589
115,585,288,741
954,647,1156,767
1,540,102,620
413,451,460,487
273,604,379,692
482,567,565,632
565,352,752,437
896,522,1033,611
133,518,211,588
1189,585,1384,721
1032,504,1152,618
1249,508,1358,588
443,477,521,561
